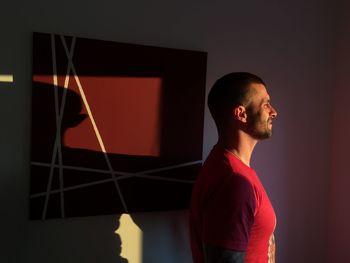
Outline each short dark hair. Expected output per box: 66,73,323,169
208,72,265,129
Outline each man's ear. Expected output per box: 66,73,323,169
233,106,248,123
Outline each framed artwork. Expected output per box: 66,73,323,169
30,32,207,220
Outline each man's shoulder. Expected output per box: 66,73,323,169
201,149,231,177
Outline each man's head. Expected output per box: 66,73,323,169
208,72,277,140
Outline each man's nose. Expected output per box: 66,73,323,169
270,106,277,118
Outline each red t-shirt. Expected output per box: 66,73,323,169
190,145,276,263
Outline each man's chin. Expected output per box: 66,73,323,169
254,130,273,140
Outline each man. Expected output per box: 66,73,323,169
190,72,277,263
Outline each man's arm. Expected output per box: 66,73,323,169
201,176,255,263
203,243,245,263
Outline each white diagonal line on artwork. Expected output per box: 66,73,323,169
30,160,202,197
41,34,60,220
57,36,76,218
139,160,202,174
31,178,118,198
127,174,196,183
32,160,202,178
60,37,129,213
53,46,65,218
117,160,203,180
30,174,195,199
32,162,131,176
41,35,77,220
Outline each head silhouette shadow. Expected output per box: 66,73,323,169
31,81,128,262
31,80,196,262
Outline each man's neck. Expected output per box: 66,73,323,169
217,130,258,167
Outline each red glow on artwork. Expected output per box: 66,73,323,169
33,75,162,157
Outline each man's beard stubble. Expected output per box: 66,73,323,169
247,111,273,140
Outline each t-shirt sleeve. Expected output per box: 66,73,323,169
202,174,256,251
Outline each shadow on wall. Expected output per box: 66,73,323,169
30,78,201,218
29,32,206,263
30,83,131,262
30,83,197,262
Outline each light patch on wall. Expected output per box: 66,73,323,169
0,74,14,83
115,214,143,263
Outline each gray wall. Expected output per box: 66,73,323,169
0,0,340,262
329,0,350,261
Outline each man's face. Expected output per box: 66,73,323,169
245,83,278,140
